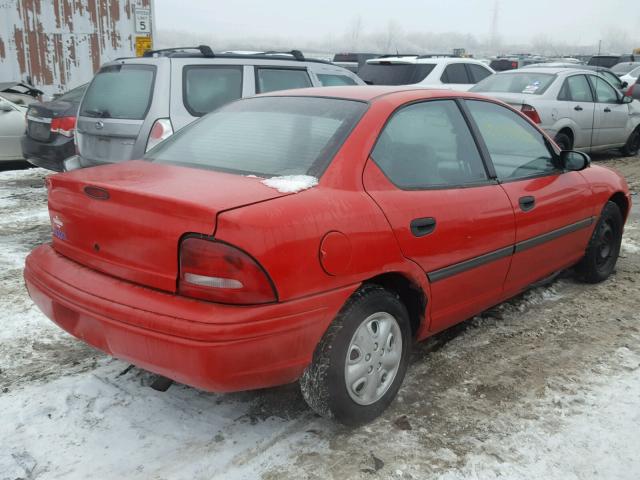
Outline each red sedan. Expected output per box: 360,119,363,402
24,86,631,425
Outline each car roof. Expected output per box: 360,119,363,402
366,56,486,65
507,67,592,75
259,85,478,102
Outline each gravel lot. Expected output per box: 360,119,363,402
1,153,639,479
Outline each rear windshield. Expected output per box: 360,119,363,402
471,72,556,95
358,63,436,85
611,63,640,74
57,83,87,103
588,56,619,68
145,96,367,177
80,64,155,120
489,59,518,71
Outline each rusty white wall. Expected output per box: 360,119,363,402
0,0,152,96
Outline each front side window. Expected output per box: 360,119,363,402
441,64,471,84
466,100,557,181
371,100,488,189
146,96,367,177
317,74,358,86
590,76,619,103
256,68,311,93
80,64,155,120
600,71,623,90
558,75,594,102
183,66,243,116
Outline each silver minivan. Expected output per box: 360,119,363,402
75,47,363,168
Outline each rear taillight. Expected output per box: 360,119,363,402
627,84,635,96
178,237,277,305
521,104,541,124
50,116,76,137
146,118,173,152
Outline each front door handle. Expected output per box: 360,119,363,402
410,217,436,237
604,107,612,113
519,196,536,212
574,105,583,111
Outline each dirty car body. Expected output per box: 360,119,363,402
24,86,631,424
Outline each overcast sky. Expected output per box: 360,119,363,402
155,0,639,49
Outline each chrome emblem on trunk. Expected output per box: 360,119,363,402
95,121,104,130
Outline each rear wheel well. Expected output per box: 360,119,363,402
609,192,629,219
364,273,426,338
557,128,574,147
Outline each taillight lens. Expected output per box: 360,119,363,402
50,116,76,137
146,118,173,152
178,237,277,305
627,84,635,96
521,104,541,124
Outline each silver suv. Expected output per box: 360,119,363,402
74,46,363,168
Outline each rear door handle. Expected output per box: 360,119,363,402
574,105,583,111
410,217,436,237
604,107,612,113
519,196,536,212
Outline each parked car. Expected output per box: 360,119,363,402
627,75,640,102
21,83,88,172
489,55,547,72
525,63,628,91
620,65,640,87
332,52,382,74
588,54,637,68
0,95,28,163
25,86,630,425
74,46,363,169
0,81,43,106
611,61,640,77
471,67,640,154
358,55,494,90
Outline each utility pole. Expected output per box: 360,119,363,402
490,0,500,51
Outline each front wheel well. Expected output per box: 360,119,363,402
556,127,574,146
608,192,629,220
364,273,427,338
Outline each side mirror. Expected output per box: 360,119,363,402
560,150,590,171
622,95,634,104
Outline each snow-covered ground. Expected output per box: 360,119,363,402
1,161,639,480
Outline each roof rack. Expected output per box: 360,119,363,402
416,53,461,59
261,50,305,61
376,54,419,58
143,45,214,58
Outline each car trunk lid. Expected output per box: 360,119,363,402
47,160,288,292
26,101,76,142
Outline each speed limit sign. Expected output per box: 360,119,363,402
135,8,151,34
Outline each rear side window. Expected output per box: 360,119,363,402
146,96,367,177
80,64,155,120
317,74,358,86
467,64,492,83
558,75,593,102
466,100,556,180
183,66,243,116
358,63,436,85
256,68,311,93
441,64,471,84
371,100,488,189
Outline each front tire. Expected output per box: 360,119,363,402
300,285,411,426
576,201,623,283
621,128,640,156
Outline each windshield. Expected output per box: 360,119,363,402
145,96,367,177
58,84,88,103
80,64,155,119
471,72,556,95
358,63,436,85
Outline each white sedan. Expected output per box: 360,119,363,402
0,95,27,162
471,67,640,155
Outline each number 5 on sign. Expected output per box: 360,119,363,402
135,8,151,33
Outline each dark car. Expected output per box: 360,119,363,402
588,54,636,68
21,83,87,172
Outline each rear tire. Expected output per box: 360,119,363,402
554,132,573,151
576,201,623,283
300,285,411,426
621,128,640,156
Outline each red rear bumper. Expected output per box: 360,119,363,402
24,244,355,392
